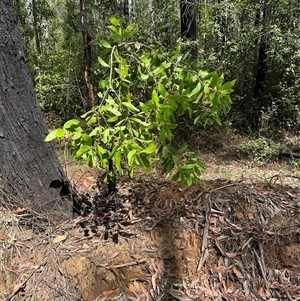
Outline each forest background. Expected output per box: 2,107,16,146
13,0,300,149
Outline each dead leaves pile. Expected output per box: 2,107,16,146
1,178,300,300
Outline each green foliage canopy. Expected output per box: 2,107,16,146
46,17,235,188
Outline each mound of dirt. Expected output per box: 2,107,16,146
1,178,300,300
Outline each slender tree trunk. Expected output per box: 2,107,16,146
0,0,72,222
123,0,129,26
80,0,95,110
32,0,41,54
252,0,270,132
180,0,197,60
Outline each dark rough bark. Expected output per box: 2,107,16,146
180,0,197,60
0,0,72,222
80,0,95,110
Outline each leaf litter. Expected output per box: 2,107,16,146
1,173,300,300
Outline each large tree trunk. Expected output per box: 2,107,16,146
0,0,72,223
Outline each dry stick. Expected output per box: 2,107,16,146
6,260,47,301
254,243,270,292
197,203,211,272
111,258,147,269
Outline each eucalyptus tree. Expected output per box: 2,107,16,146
1,0,72,222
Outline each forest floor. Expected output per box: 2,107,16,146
1,131,300,301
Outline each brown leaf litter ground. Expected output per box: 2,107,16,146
1,136,300,301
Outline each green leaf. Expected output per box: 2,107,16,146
87,151,95,167
115,150,123,174
102,128,110,143
45,130,58,141
98,56,109,67
86,116,97,125
100,40,112,48
64,119,81,130
138,154,151,169
171,171,181,181
123,23,135,38
185,174,193,186
158,82,167,97
152,90,159,107
141,142,156,154
172,155,179,166
122,102,139,112
75,145,91,158
107,107,122,116
162,146,169,158
127,150,136,166
110,16,120,26
107,116,119,122
82,134,92,145
219,79,236,92
114,67,126,77
187,82,201,99
182,164,195,170
72,132,82,140
175,143,187,155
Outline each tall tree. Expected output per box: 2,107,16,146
80,0,95,110
0,0,72,222
180,0,197,59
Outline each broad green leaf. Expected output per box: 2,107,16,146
102,128,110,143
98,57,109,67
75,145,91,158
45,130,58,141
219,79,236,92
130,117,150,126
72,132,82,140
187,82,201,99
87,151,95,167
175,143,187,155
162,146,169,158
182,164,195,170
185,174,193,186
86,116,97,125
100,40,112,49
107,116,119,122
171,171,181,181
115,150,123,174
138,154,151,170
127,150,136,166
124,23,135,38
55,128,65,138
152,90,159,107
141,142,156,154
82,134,92,145
172,155,179,166
158,82,167,97
110,16,120,26
122,102,139,112
64,119,81,130
107,107,122,116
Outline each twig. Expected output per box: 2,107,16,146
6,260,47,301
111,258,147,269
197,204,211,272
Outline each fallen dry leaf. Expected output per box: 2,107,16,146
15,207,27,213
233,266,244,279
103,289,118,298
53,235,67,244
0,234,9,240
